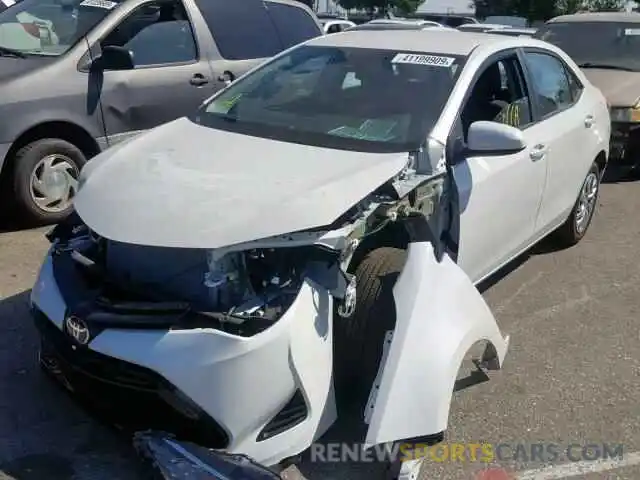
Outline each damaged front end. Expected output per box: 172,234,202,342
33,138,508,473
44,154,447,337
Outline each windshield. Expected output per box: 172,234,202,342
192,46,464,153
0,0,123,56
535,22,640,71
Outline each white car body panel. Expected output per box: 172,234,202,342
431,39,609,283
31,261,338,467
533,86,610,232
74,118,409,249
364,241,508,446
29,30,611,473
453,131,546,282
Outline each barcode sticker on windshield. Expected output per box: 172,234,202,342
1,0,16,6
624,28,640,35
79,0,117,9
391,53,455,67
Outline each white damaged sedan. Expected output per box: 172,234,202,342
31,30,609,478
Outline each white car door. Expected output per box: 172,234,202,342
451,55,547,283
521,50,596,232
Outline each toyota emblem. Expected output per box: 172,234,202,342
64,316,90,345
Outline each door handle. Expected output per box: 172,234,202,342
529,144,547,161
189,73,209,86
584,115,594,128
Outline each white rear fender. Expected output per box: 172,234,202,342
364,241,509,447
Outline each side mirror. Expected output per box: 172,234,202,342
96,45,134,71
466,121,526,154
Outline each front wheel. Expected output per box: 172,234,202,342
333,247,406,410
12,138,86,225
552,161,601,247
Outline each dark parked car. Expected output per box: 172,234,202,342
535,12,640,167
0,0,322,223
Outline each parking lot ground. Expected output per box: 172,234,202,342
1,171,639,480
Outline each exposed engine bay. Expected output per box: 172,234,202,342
49,165,447,337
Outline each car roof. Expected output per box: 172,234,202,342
306,29,547,56
459,23,510,29
486,27,536,34
547,12,640,23
323,19,353,24
368,18,437,25
348,23,428,31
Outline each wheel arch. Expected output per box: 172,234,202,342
1,121,100,177
364,241,509,447
594,149,607,176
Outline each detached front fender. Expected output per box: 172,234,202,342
364,241,509,447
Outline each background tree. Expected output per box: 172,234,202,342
556,0,583,15
336,0,422,16
473,0,625,21
586,0,624,10
473,0,558,22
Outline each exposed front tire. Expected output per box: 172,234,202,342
334,247,406,410
12,138,85,224
552,161,600,247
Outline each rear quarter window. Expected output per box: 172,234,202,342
265,1,321,49
194,0,282,60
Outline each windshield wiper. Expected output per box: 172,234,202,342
0,46,27,58
578,62,635,71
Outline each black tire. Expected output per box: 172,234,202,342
12,138,86,225
552,161,600,247
334,247,406,410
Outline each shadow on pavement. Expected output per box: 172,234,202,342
0,291,384,480
293,411,389,480
0,290,144,480
0,209,39,234
602,165,640,184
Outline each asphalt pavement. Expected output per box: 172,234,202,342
0,170,638,480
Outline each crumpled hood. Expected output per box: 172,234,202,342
582,68,640,107
74,117,409,249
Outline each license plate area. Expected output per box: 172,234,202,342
39,340,75,392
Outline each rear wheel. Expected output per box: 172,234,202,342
12,138,85,224
552,161,600,247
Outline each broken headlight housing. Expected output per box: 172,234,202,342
202,245,355,326
203,248,309,322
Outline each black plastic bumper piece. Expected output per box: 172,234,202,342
134,431,282,480
33,309,229,449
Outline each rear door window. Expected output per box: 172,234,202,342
194,0,281,60
265,1,321,49
523,51,573,117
